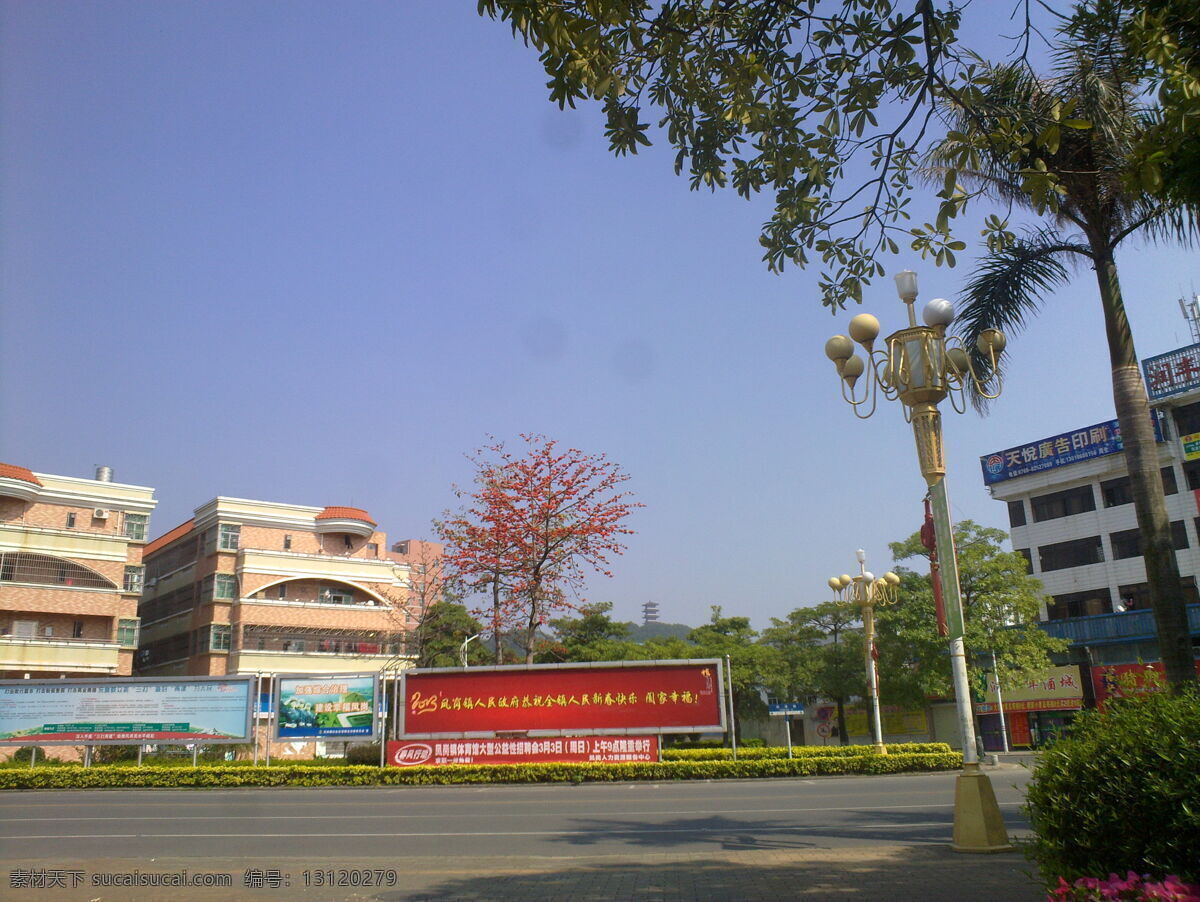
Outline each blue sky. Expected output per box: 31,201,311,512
2,2,1196,630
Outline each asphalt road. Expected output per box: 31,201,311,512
0,767,1042,901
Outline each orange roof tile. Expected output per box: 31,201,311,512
0,463,42,486
143,519,196,556
316,506,376,525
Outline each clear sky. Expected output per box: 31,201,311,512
2,2,1196,631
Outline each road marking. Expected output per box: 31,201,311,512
2,801,1021,822
5,823,975,840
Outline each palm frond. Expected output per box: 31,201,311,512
955,228,1090,411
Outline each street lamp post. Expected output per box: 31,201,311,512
824,269,1012,853
828,551,900,755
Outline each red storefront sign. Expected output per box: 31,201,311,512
1092,661,1200,707
400,660,725,737
387,735,660,767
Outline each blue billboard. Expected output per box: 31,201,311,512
980,415,1165,485
1144,343,1200,401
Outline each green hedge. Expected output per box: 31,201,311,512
1023,688,1200,885
0,752,962,789
663,742,952,761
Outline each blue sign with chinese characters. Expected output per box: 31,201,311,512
768,703,806,716
1144,343,1200,401
980,415,1165,485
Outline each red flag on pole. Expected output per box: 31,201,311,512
921,497,948,637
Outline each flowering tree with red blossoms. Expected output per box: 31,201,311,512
436,434,640,663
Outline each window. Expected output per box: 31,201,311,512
1016,548,1034,574
1047,588,1113,620
123,513,148,540
66,512,76,528
12,620,37,637
1031,485,1096,522
1162,466,1179,495
1185,459,1200,491
43,625,54,637
1110,521,1188,559
318,586,354,605
277,584,287,599
1102,468,1179,507
214,573,237,599
116,619,139,647
210,624,231,651
367,542,378,555
283,534,292,550
1039,535,1104,572
123,565,145,593
72,620,83,639
1007,501,1026,528
1101,476,1133,508
1173,400,1200,436
343,534,353,549
218,524,240,551
1119,578,1199,612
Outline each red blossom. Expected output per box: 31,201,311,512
437,434,642,662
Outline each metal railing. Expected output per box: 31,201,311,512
1038,603,1200,645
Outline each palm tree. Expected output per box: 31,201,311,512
927,24,1198,687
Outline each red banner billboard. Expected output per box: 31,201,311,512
1092,661,1200,707
387,735,659,766
400,660,725,737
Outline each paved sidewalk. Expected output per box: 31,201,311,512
5,847,1046,902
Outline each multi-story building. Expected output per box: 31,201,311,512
0,464,156,678
979,338,1200,745
138,496,438,678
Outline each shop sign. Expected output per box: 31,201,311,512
1092,662,1200,707
980,416,1164,485
1144,343,1200,400
400,660,724,738
973,665,1083,714
386,735,658,766
1182,432,1200,461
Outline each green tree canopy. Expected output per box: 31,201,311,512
877,520,1068,706
414,602,488,668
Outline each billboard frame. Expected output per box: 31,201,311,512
273,672,381,741
398,658,727,740
0,675,255,746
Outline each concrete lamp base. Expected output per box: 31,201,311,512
951,764,1013,853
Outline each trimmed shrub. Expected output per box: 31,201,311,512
1023,687,1200,885
0,751,962,790
663,742,951,761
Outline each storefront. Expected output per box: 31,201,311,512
974,665,1085,749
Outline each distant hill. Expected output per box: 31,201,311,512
624,621,693,642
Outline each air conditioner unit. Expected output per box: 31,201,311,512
93,508,110,519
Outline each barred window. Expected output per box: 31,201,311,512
123,513,148,541
218,524,240,551
211,624,232,651
0,552,118,589
123,565,145,593
117,619,139,647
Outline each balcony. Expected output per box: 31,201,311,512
1038,603,1200,645
0,636,122,673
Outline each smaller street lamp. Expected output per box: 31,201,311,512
460,633,482,668
828,551,900,755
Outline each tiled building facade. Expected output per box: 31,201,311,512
138,497,437,678
0,464,156,678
